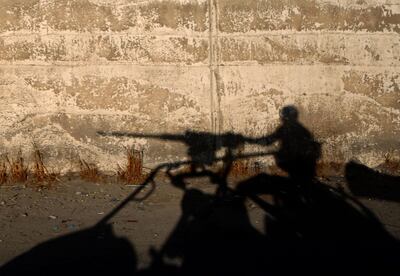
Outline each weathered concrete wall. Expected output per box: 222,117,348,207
0,0,399,173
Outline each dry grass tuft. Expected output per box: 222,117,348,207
7,151,29,183
31,148,59,186
79,158,102,182
0,158,8,184
117,147,145,184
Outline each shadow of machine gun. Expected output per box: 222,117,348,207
96,129,277,223
1,129,275,275
98,130,249,169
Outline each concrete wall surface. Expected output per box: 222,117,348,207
0,0,399,173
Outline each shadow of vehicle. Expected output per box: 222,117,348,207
2,106,399,275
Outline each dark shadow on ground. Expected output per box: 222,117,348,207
346,161,400,202
0,224,137,276
236,174,399,275
1,106,399,275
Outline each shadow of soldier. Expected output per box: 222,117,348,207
3,105,399,276
235,106,399,275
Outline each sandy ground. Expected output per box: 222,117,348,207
1,175,400,269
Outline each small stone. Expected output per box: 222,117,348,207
97,212,104,215
67,224,76,230
49,215,57,220
75,191,82,195
138,202,145,210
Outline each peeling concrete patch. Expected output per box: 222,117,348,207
343,71,400,109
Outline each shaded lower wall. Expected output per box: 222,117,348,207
0,0,399,174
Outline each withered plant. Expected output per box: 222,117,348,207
32,147,59,186
0,157,8,184
117,147,144,184
79,158,102,182
7,150,29,183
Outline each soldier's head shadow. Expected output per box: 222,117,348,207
256,105,321,183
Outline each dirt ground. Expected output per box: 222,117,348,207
1,175,400,269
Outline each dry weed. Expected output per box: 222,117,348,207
79,158,102,182
31,148,59,186
0,158,8,184
7,151,28,183
117,147,145,184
